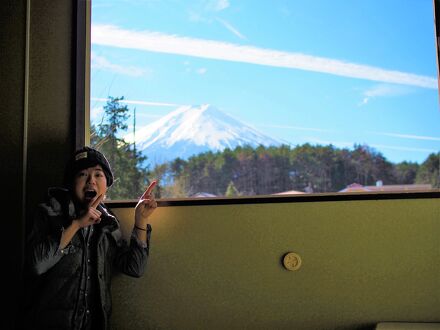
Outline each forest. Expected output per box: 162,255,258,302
91,97,440,200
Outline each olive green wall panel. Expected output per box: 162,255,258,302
110,198,440,329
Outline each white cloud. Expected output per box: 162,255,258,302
370,143,438,153
216,18,247,40
91,25,437,89
359,84,412,105
91,52,149,77
188,10,210,23
181,61,207,74
188,0,230,22
370,131,440,142
209,0,230,11
91,97,182,107
90,106,104,121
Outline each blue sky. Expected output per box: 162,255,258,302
90,0,440,164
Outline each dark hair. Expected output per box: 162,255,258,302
64,146,114,187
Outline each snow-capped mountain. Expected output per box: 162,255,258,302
125,104,284,165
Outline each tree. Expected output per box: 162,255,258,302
148,141,432,197
394,161,419,184
416,152,440,188
91,96,150,200
347,144,395,187
98,97,128,162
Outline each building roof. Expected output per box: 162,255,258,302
339,182,432,193
272,190,306,195
190,192,217,198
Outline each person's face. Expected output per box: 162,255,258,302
74,165,107,206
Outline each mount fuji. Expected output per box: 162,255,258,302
124,104,284,165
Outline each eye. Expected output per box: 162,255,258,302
77,171,88,178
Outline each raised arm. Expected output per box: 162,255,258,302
59,194,104,249
133,180,158,241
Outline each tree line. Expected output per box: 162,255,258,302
92,97,440,200
152,144,439,197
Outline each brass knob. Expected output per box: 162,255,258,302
283,252,302,271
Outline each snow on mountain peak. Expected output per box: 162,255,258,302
125,104,283,164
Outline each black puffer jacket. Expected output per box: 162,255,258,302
20,187,151,330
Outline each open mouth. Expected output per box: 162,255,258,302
84,190,97,199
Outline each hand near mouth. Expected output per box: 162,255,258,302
76,194,104,228
60,194,104,250
90,193,104,209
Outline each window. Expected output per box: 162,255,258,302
89,0,440,201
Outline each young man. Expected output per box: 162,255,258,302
21,146,157,330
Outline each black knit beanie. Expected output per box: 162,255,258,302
65,146,114,187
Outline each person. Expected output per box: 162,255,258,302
19,146,157,330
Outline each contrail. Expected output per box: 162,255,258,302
92,24,437,89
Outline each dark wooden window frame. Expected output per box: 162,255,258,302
76,0,440,207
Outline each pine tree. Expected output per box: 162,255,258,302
91,96,150,200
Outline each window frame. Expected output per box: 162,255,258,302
74,0,91,150
78,0,440,207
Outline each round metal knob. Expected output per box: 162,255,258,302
283,252,302,271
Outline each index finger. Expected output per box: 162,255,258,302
91,194,104,209
141,180,157,199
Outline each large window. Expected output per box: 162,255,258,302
90,0,440,200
